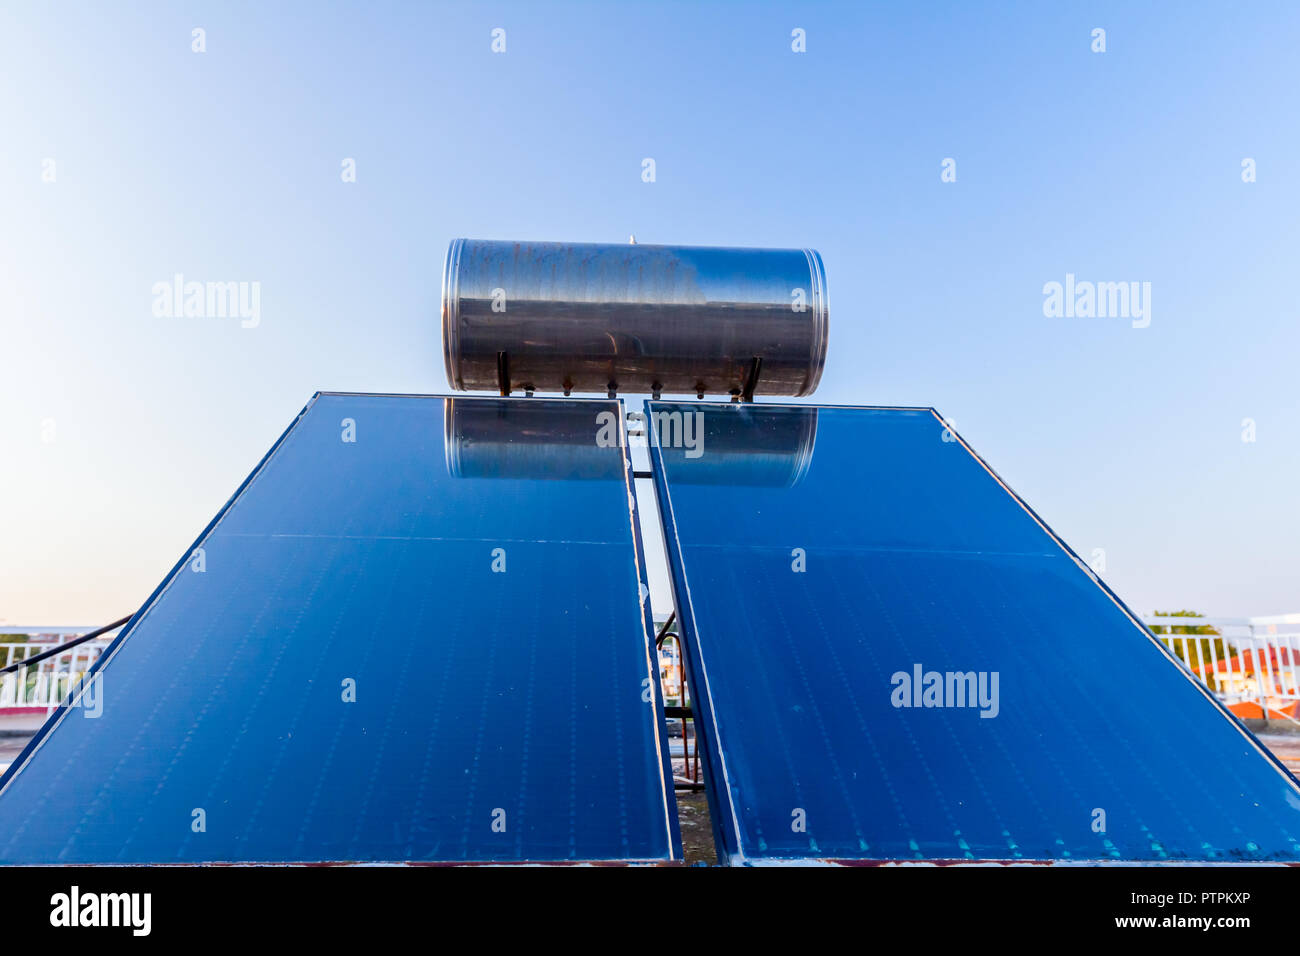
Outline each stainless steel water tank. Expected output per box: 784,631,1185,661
441,238,828,398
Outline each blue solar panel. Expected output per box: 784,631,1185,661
647,401,1300,864
0,394,679,864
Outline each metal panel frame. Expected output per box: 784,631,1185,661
647,400,1300,865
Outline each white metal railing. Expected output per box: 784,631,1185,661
1143,614,1300,722
5,615,1297,723
0,626,120,711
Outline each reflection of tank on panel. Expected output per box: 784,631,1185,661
443,397,623,482
443,395,819,489
642,403,818,488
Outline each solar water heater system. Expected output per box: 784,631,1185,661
2,238,1297,865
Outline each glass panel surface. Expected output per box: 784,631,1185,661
0,394,677,864
648,401,1300,863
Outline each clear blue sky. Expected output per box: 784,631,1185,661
1,1,1297,624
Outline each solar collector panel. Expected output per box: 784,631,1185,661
648,401,1300,864
0,394,679,864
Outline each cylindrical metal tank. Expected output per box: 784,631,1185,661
441,238,828,399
